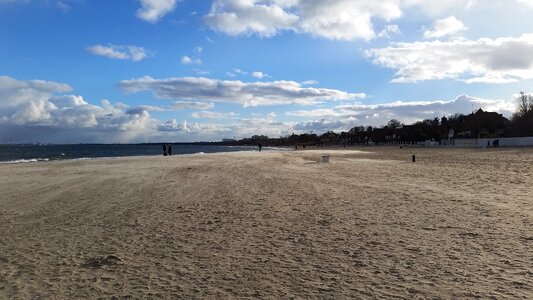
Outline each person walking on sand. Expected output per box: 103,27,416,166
168,143,172,156
163,143,167,156
258,143,262,152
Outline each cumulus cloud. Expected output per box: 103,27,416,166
0,76,158,143
158,119,228,135
204,0,403,40
204,0,299,38
137,0,178,23
202,0,488,41
0,76,72,111
87,45,148,62
423,16,467,39
287,94,515,128
119,76,366,107
366,33,533,83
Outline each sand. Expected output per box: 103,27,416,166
0,147,532,299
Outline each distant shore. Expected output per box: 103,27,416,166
0,148,531,298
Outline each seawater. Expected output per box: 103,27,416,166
0,144,262,164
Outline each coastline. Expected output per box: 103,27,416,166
0,145,290,165
0,148,531,298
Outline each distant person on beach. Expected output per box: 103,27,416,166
168,144,172,156
163,144,167,156
258,143,262,152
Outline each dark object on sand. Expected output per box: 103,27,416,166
258,143,262,152
412,155,416,163
493,139,500,147
168,143,172,156
163,144,167,156
82,255,122,268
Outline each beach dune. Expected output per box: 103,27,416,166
0,148,532,298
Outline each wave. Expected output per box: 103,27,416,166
0,158,50,164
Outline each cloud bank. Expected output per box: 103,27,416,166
0,76,157,143
366,34,533,83
288,94,514,128
0,76,519,143
119,76,366,107
203,0,487,41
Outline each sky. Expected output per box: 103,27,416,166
1,0,533,143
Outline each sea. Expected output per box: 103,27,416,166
0,144,268,164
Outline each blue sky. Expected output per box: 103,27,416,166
1,0,533,143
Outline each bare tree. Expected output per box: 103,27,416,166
516,91,533,117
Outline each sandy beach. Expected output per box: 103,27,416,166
0,147,532,299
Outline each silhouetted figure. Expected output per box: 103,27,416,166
163,144,167,156
258,143,262,152
168,144,172,156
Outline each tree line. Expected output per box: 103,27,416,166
218,93,533,147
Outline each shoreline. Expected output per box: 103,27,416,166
0,146,291,165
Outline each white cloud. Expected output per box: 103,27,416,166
171,101,215,110
204,0,299,38
517,0,533,6
301,80,318,85
137,0,178,23
233,68,248,75
158,119,227,134
204,0,403,41
202,0,533,41
0,76,158,143
191,110,238,119
287,94,514,127
366,33,533,83
119,76,366,107
0,77,520,142
181,55,202,65
0,76,72,111
87,45,148,62
251,71,268,78
377,24,401,39
402,0,478,16
423,16,467,39
193,69,210,75
296,0,402,41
